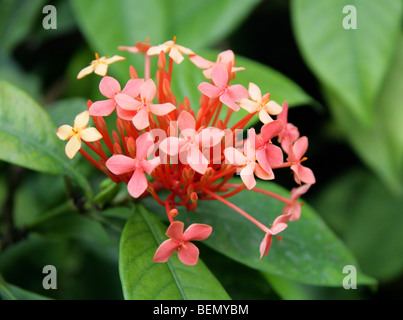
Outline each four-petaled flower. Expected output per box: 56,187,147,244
240,82,283,124
105,132,160,198
89,76,144,117
190,50,244,80
159,110,223,174
198,64,248,111
153,221,212,266
114,79,176,130
147,37,194,64
287,136,316,185
77,53,125,79
56,111,102,159
224,128,273,190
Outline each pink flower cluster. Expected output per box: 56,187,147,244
57,38,315,266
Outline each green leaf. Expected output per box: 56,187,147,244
30,212,112,246
170,49,314,127
142,179,376,286
0,277,52,300
119,205,230,300
0,80,92,198
312,168,403,282
0,0,47,52
291,0,402,124
71,0,260,50
323,35,403,193
70,0,260,80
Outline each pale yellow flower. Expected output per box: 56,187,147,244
147,37,193,64
56,111,102,159
77,53,125,79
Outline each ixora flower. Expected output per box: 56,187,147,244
198,64,248,111
77,53,125,79
240,82,283,124
153,221,212,266
105,132,160,198
147,37,194,64
57,38,316,266
56,111,102,159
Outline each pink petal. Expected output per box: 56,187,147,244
217,50,235,66
196,128,223,148
189,54,214,69
291,183,312,201
259,233,272,259
140,157,160,175
211,64,228,88
254,162,274,180
105,155,136,175
116,105,137,121
198,82,222,99
153,239,179,263
159,137,182,156
224,147,246,166
227,84,249,102
127,168,148,198
149,102,176,116
255,149,272,176
178,110,196,134
297,165,316,185
89,99,116,116
166,221,184,240
187,144,208,174
277,101,289,124
140,79,156,102
99,76,121,98
132,107,150,130
260,120,283,143
220,92,240,111
292,136,308,160
136,132,155,159
266,144,284,168
240,163,256,190
115,93,142,111
270,222,287,235
177,242,199,266
182,224,213,242
121,78,144,97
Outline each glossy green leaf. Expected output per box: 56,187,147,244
323,35,403,193
313,168,403,282
291,0,402,124
170,49,314,127
70,0,260,80
71,0,260,50
119,205,230,300
142,179,376,286
0,80,92,198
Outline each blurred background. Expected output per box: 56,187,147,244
0,0,402,299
